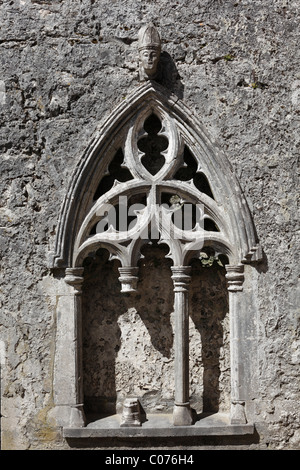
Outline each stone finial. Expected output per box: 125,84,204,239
138,23,161,80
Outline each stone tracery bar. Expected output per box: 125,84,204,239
171,266,193,426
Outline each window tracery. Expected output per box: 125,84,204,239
51,80,262,433
73,106,229,280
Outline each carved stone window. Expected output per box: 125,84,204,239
50,81,262,440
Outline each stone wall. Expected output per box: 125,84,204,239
0,0,299,449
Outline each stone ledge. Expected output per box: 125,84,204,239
63,413,255,439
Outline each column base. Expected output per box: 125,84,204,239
173,403,194,426
230,401,247,424
69,404,86,428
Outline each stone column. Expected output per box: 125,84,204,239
225,264,247,424
64,267,86,427
171,266,193,426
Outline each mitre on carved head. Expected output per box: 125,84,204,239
138,22,161,52
138,23,161,78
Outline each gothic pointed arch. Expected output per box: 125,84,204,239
49,81,261,273
52,80,262,432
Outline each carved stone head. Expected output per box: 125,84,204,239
138,23,161,79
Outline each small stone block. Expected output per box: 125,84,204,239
120,397,142,427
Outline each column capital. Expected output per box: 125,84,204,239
171,266,191,292
65,267,85,293
225,264,244,292
118,266,139,293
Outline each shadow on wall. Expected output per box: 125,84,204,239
189,258,229,414
81,245,229,419
158,51,185,99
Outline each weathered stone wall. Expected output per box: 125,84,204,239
0,0,299,449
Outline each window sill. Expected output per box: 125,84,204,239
63,412,255,439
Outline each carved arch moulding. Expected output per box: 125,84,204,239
49,80,262,272
50,78,262,437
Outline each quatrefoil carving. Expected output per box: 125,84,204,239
125,109,181,182
138,114,168,176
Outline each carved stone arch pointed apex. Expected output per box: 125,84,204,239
49,81,262,270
